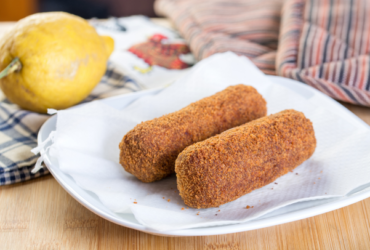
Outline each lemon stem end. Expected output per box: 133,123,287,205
0,58,22,80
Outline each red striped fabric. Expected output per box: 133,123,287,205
156,0,370,106
155,0,282,75
277,0,370,106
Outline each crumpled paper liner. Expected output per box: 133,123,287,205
49,52,370,231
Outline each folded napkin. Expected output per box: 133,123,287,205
49,52,370,231
155,0,370,106
0,16,192,185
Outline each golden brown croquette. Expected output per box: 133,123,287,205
119,84,267,182
175,109,316,209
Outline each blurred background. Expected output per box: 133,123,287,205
0,0,157,21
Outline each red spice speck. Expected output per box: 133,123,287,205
296,173,299,175
252,206,254,208
318,178,321,179
275,183,278,185
217,210,220,212
246,205,250,209
162,197,165,199
133,202,137,204
196,212,200,215
167,199,171,202
320,171,323,173
313,182,316,184
181,208,185,210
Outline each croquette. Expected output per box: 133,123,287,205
175,109,316,209
119,84,267,182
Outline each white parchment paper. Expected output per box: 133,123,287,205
49,52,370,231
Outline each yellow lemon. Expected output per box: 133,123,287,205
0,12,114,113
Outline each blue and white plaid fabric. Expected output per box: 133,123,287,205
0,63,141,185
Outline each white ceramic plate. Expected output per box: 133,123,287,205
38,76,370,237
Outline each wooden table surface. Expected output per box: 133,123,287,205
1,21,370,250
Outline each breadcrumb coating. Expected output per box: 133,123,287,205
119,84,267,182
175,109,316,209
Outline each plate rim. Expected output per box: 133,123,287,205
38,76,370,236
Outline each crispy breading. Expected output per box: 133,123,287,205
119,84,267,182
175,109,316,209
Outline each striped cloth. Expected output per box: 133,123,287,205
154,0,283,75
155,0,370,106
0,63,141,185
277,0,370,106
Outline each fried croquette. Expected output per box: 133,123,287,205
175,109,316,209
119,84,267,182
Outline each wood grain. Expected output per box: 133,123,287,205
2,172,370,250
0,21,370,249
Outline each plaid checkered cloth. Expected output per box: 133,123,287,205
0,63,141,185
